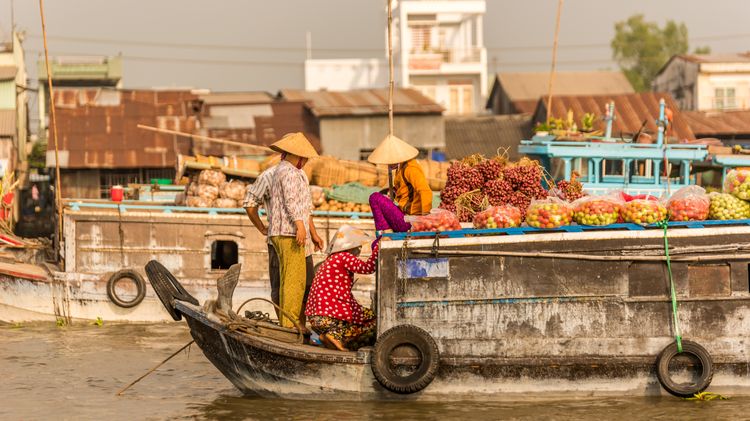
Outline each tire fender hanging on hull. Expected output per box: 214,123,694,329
371,324,439,394
656,340,714,398
106,269,146,308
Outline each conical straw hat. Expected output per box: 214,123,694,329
325,224,372,255
367,134,419,165
270,132,319,159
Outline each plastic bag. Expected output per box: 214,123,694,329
197,184,219,201
723,169,750,200
666,186,709,221
213,198,238,208
219,180,247,201
198,169,226,187
186,196,212,208
472,205,522,229
709,192,750,220
621,199,667,225
525,198,573,228
309,186,326,207
572,194,622,226
405,209,462,232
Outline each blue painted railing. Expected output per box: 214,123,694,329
382,218,750,241
67,202,373,219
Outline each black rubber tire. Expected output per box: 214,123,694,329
656,340,713,398
144,260,198,321
106,269,146,308
371,324,439,394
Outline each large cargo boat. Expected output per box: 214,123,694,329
0,202,375,322
165,220,750,399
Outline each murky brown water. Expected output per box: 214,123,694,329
1,322,748,420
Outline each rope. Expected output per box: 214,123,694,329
657,219,682,353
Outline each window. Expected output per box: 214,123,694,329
447,84,474,115
714,87,737,110
211,240,238,270
410,26,432,52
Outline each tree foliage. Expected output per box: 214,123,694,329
28,141,47,169
611,14,688,92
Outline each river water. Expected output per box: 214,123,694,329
1,322,748,420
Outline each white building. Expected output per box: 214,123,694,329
0,31,28,179
305,0,487,115
653,53,750,112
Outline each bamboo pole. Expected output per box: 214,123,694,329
115,340,194,396
412,249,750,263
39,0,64,264
386,0,395,200
545,0,564,125
387,0,394,137
137,124,273,153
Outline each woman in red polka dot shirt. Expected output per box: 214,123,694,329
306,225,379,351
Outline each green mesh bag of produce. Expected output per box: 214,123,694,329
325,182,380,205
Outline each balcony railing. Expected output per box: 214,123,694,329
408,47,482,70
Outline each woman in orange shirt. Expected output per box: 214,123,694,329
367,135,432,232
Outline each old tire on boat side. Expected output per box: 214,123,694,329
145,260,199,321
371,324,439,394
656,340,713,398
106,269,146,308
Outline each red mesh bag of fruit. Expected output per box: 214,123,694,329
406,209,462,233
666,186,709,221
525,198,574,229
571,194,623,226
473,205,522,229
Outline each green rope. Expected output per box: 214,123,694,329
657,219,682,353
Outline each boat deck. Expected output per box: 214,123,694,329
382,217,750,240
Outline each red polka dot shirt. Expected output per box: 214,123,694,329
305,244,379,323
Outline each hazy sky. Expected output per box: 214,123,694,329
3,0,750,93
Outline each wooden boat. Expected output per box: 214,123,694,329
0,202,374,323
163,220,750,399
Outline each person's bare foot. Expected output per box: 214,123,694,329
324,333,348,351
319,334,337,350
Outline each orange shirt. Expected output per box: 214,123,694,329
394,159,432,216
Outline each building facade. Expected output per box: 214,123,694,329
280,88,444,161
0,31,28,179
653,53,750,112
305,0,487,115
395,0,487,115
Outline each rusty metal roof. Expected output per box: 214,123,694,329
198,101,321,156
445,114,532,161
199,92,274,105
0,109,16,137
533,92,695,141
279,88,443,117
683,110,750,137
0,66,17,80
678,53,750,64
489,72,634,106
49,89,198,169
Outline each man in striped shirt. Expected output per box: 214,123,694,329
243,164,317,320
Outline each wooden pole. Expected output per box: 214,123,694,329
545,0,564,124
39,0,64,262
116,340,194,396
386,0,395,200
137,124,273,153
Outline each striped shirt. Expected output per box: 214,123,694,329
268,160,314,255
